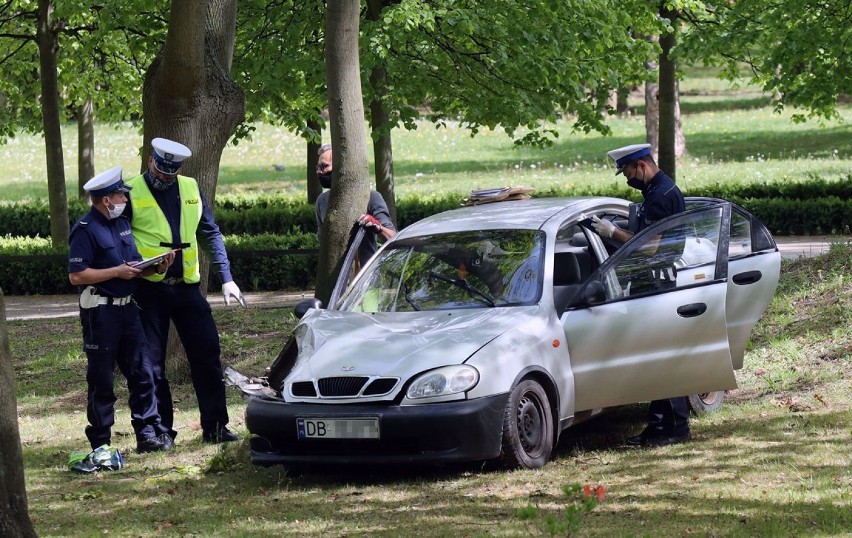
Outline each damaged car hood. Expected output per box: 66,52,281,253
287,306,537,383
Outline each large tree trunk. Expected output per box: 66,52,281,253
37,0,69,248
367,0,397,227
142,0,245,378
0,289,38,538
315,0,371,304
78,98,95,198
306,118,323,204
658,5,678,180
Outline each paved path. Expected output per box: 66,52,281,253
2,237,842,321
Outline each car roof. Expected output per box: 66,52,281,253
394,196,627,239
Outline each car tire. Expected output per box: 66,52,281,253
500,380,554,469
687,390,725,414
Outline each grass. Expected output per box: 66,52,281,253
0,68,849,202
6,243,851,537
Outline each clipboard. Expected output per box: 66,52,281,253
132,249,178,270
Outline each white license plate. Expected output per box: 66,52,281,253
296,417,380,440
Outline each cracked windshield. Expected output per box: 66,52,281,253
340,230,545,312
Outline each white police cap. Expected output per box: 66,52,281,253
83,166,130,197
151,137,192,175
607,143,652,175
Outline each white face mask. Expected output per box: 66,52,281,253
107,202,126,219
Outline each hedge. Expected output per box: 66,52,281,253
0,233,319,295
2,174,849,237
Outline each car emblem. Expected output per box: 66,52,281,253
341,365,355,372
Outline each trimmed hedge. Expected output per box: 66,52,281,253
0,233,319,295
3,175,850,237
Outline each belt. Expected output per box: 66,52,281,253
97,295,133,306
160,277,184,285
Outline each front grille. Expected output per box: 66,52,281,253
363,378,398,396
291,382,317,397
317,376,369,397
289,377,399,398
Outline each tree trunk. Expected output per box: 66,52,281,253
37,0,69,248
315,0,371,305
644,34,660,160
0,289,38,538
367,0,397,227
142,0,245,378
306,118,323,204
78,97,95,198
369,66,397,227
658,5,678,180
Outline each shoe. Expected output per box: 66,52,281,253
157,433,175,451
626,431,691,447
202,427,240,444
137,435,168,453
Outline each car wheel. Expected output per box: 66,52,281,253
501,380,554,469
687,390,725,414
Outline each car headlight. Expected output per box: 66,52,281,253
406,365,479,399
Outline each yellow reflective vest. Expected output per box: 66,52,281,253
125,175,203,283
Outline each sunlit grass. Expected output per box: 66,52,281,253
1,104,849,201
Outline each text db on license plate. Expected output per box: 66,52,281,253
297,417,380,439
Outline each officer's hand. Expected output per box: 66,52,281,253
591,215,617,239
222,281,247,308
119,263,143,280
357,213,383,234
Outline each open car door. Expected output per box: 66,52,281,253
561,202,738,412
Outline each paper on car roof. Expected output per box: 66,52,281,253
463,186,535,206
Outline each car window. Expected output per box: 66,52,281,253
590,204,728,302
339,230,545,312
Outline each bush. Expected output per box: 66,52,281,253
0,233,319,295
3,174,848,237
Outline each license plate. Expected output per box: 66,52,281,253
296,417,380,440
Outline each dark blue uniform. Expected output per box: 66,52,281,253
125,172,231,439
69,208,162,449
636,170,690,440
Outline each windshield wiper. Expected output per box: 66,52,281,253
400,280,421,311
428,271,496,307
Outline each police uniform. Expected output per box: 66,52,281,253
125,138,237,443
607,144,690,445
68,166,164,451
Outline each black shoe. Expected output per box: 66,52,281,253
202,427,240,444
137,435,168,453
157,433,175,451
627,431,691,447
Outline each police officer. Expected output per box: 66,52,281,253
315,144,396,267
591,143,691,447
125,138,245,444
69,166,175,453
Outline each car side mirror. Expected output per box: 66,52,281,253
294,298,323,319
581,281,606,306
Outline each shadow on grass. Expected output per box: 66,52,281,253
23,400,850,536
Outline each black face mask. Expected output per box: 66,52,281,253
319,172,332,189
626,177,644,190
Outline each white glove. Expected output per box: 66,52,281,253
222,281,247,308
591,215,617,239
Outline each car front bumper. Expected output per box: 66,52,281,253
245,393,510,466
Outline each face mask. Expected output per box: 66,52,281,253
319,172,332,189
149,173,177,191
626,162,645,190
107,202,126,219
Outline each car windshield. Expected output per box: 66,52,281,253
339,229,545,312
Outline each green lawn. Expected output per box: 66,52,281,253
7,243,851,537
1,104,849,201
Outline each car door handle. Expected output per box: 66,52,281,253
732,270,762,285
677,303,707,318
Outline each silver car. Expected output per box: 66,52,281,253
230,197,780,469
